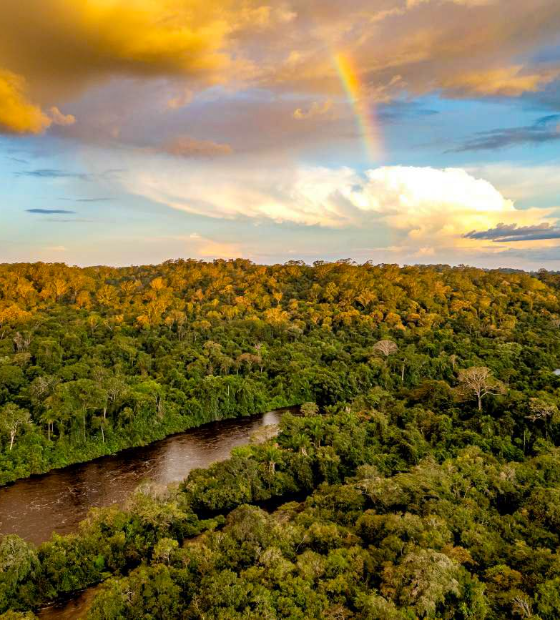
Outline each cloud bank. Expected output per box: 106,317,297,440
125,163,555,256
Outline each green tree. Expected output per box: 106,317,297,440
0,405,31,451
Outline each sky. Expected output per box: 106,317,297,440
1,0,560,269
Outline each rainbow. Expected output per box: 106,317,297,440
333,52,382,161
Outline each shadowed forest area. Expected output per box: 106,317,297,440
2,260,560,618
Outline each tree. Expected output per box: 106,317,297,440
0,404,30,451
373,340,398,358
457,367,505,411
301,402,319,417
56,380,106,442
0,535,39,611
382,550,461,617
526,398,557,423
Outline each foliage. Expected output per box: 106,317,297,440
3,260,560,617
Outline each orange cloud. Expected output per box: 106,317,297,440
441,66,560,97
258,0,560,104
1,0,560,136
0,0,286,133
0,70,51,134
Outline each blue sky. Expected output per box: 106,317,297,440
1,0,560,268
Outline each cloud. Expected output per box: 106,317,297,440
1,0,560,138
160,136,233,158
59,197,111,203
501,247,560,262
465,222,560,242
167,89,194,110
0,75,73,134
0,0,290,134
293,100,333,120
440,66,560,98
26,208,76,214
15,169,93,180
44,219,96,223
0,70,51,134
48,106,76,127
124,161,556,258
407,0,496,5
15,168,122,181
466,163,560,206
261,0,560,104
377,100,439,122
451,114,560,152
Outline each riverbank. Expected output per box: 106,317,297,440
0,397,293,488
0,407,297,545
0,405,309,618
37,587,101,620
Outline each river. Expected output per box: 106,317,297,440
0,407,294,547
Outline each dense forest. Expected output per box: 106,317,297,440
2,259,560,618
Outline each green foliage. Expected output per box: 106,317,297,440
2,261,560,616
0,261,559,483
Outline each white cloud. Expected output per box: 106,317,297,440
467,163,560,204
124,162,555,252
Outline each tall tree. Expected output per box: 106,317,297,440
0,404,31,451
457,367,505,411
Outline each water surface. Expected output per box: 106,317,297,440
0,408,293,546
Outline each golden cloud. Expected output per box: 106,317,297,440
1,0,560,135
441,66,560,97
0,0,283,133
259,0,560,103
0,70,51,134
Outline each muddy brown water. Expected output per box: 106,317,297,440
37,587,101,620
0,408,297,619
0,408,295,547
